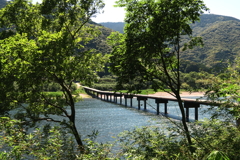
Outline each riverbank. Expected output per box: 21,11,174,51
80,91,206,99
149,91,205,97
79,93,92,98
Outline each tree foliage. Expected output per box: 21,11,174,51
102,14,240,73
109,0,208,92
205,58,240,126
0,0,108,150
108,0,208,151
0,117,114,159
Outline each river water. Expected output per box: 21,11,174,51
73,96,216,143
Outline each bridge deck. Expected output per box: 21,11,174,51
82,86,219,122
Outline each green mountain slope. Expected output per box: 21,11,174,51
86,21,114,54
181,14,240,69
100,14,240,70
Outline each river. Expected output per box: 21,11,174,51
73,96,216,143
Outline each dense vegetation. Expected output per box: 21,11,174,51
84,20,113,55
0,0,107,152
100,14,240,73
1,0,240,159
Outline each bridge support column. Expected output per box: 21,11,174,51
110,94,112,102
114,94,122,104
137,97,148,110
124,95,134,107
97,93,99,99
155,99,168,115
184,102,200,122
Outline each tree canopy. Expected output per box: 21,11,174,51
108,0,208,151
0,0,107,150
109,0,208,92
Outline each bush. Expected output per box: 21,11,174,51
42,82,78,92
116,119,239,159
0,117,114,160
93,83,116,91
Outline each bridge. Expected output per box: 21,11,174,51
82,86,218,122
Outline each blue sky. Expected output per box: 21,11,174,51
32,0,240,23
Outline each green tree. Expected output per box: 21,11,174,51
108,0,208,152
0,117,114,159
205,58,240,126
0,0,107,151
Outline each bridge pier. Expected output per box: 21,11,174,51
155,99,168,115
103,94,106,101
114,93,123,104
82,86,213,122
137,97,148,110
108,93,112,102
124,95,134,107
184,101,200,122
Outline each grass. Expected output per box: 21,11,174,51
43,87,86,97
44,91,63,97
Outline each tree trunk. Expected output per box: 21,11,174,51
236,118,240,128
71,122,85,152
59,80,85,152
175,94,195,153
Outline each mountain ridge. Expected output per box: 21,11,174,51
99,14,240,70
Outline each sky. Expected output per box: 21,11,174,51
32,0,240,23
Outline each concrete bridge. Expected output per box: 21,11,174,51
82,86,218,122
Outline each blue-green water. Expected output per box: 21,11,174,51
10,96,225,143
72,96,216,143
74,98,166,142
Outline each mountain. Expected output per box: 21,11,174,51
100,14,240,71
86,21,114,55
181,14,240,69
99,22,125,33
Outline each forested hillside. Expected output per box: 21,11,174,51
100,14,240,71
2,0,239,72
86,21,113,55
182,14,240,69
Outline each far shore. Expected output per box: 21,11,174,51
79,91,206,99
149,91,206,97
79,93,92,98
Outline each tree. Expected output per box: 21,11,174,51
108,0,208,152
205,58,240,127
0,0,107,151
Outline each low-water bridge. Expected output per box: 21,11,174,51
82,86,217,122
